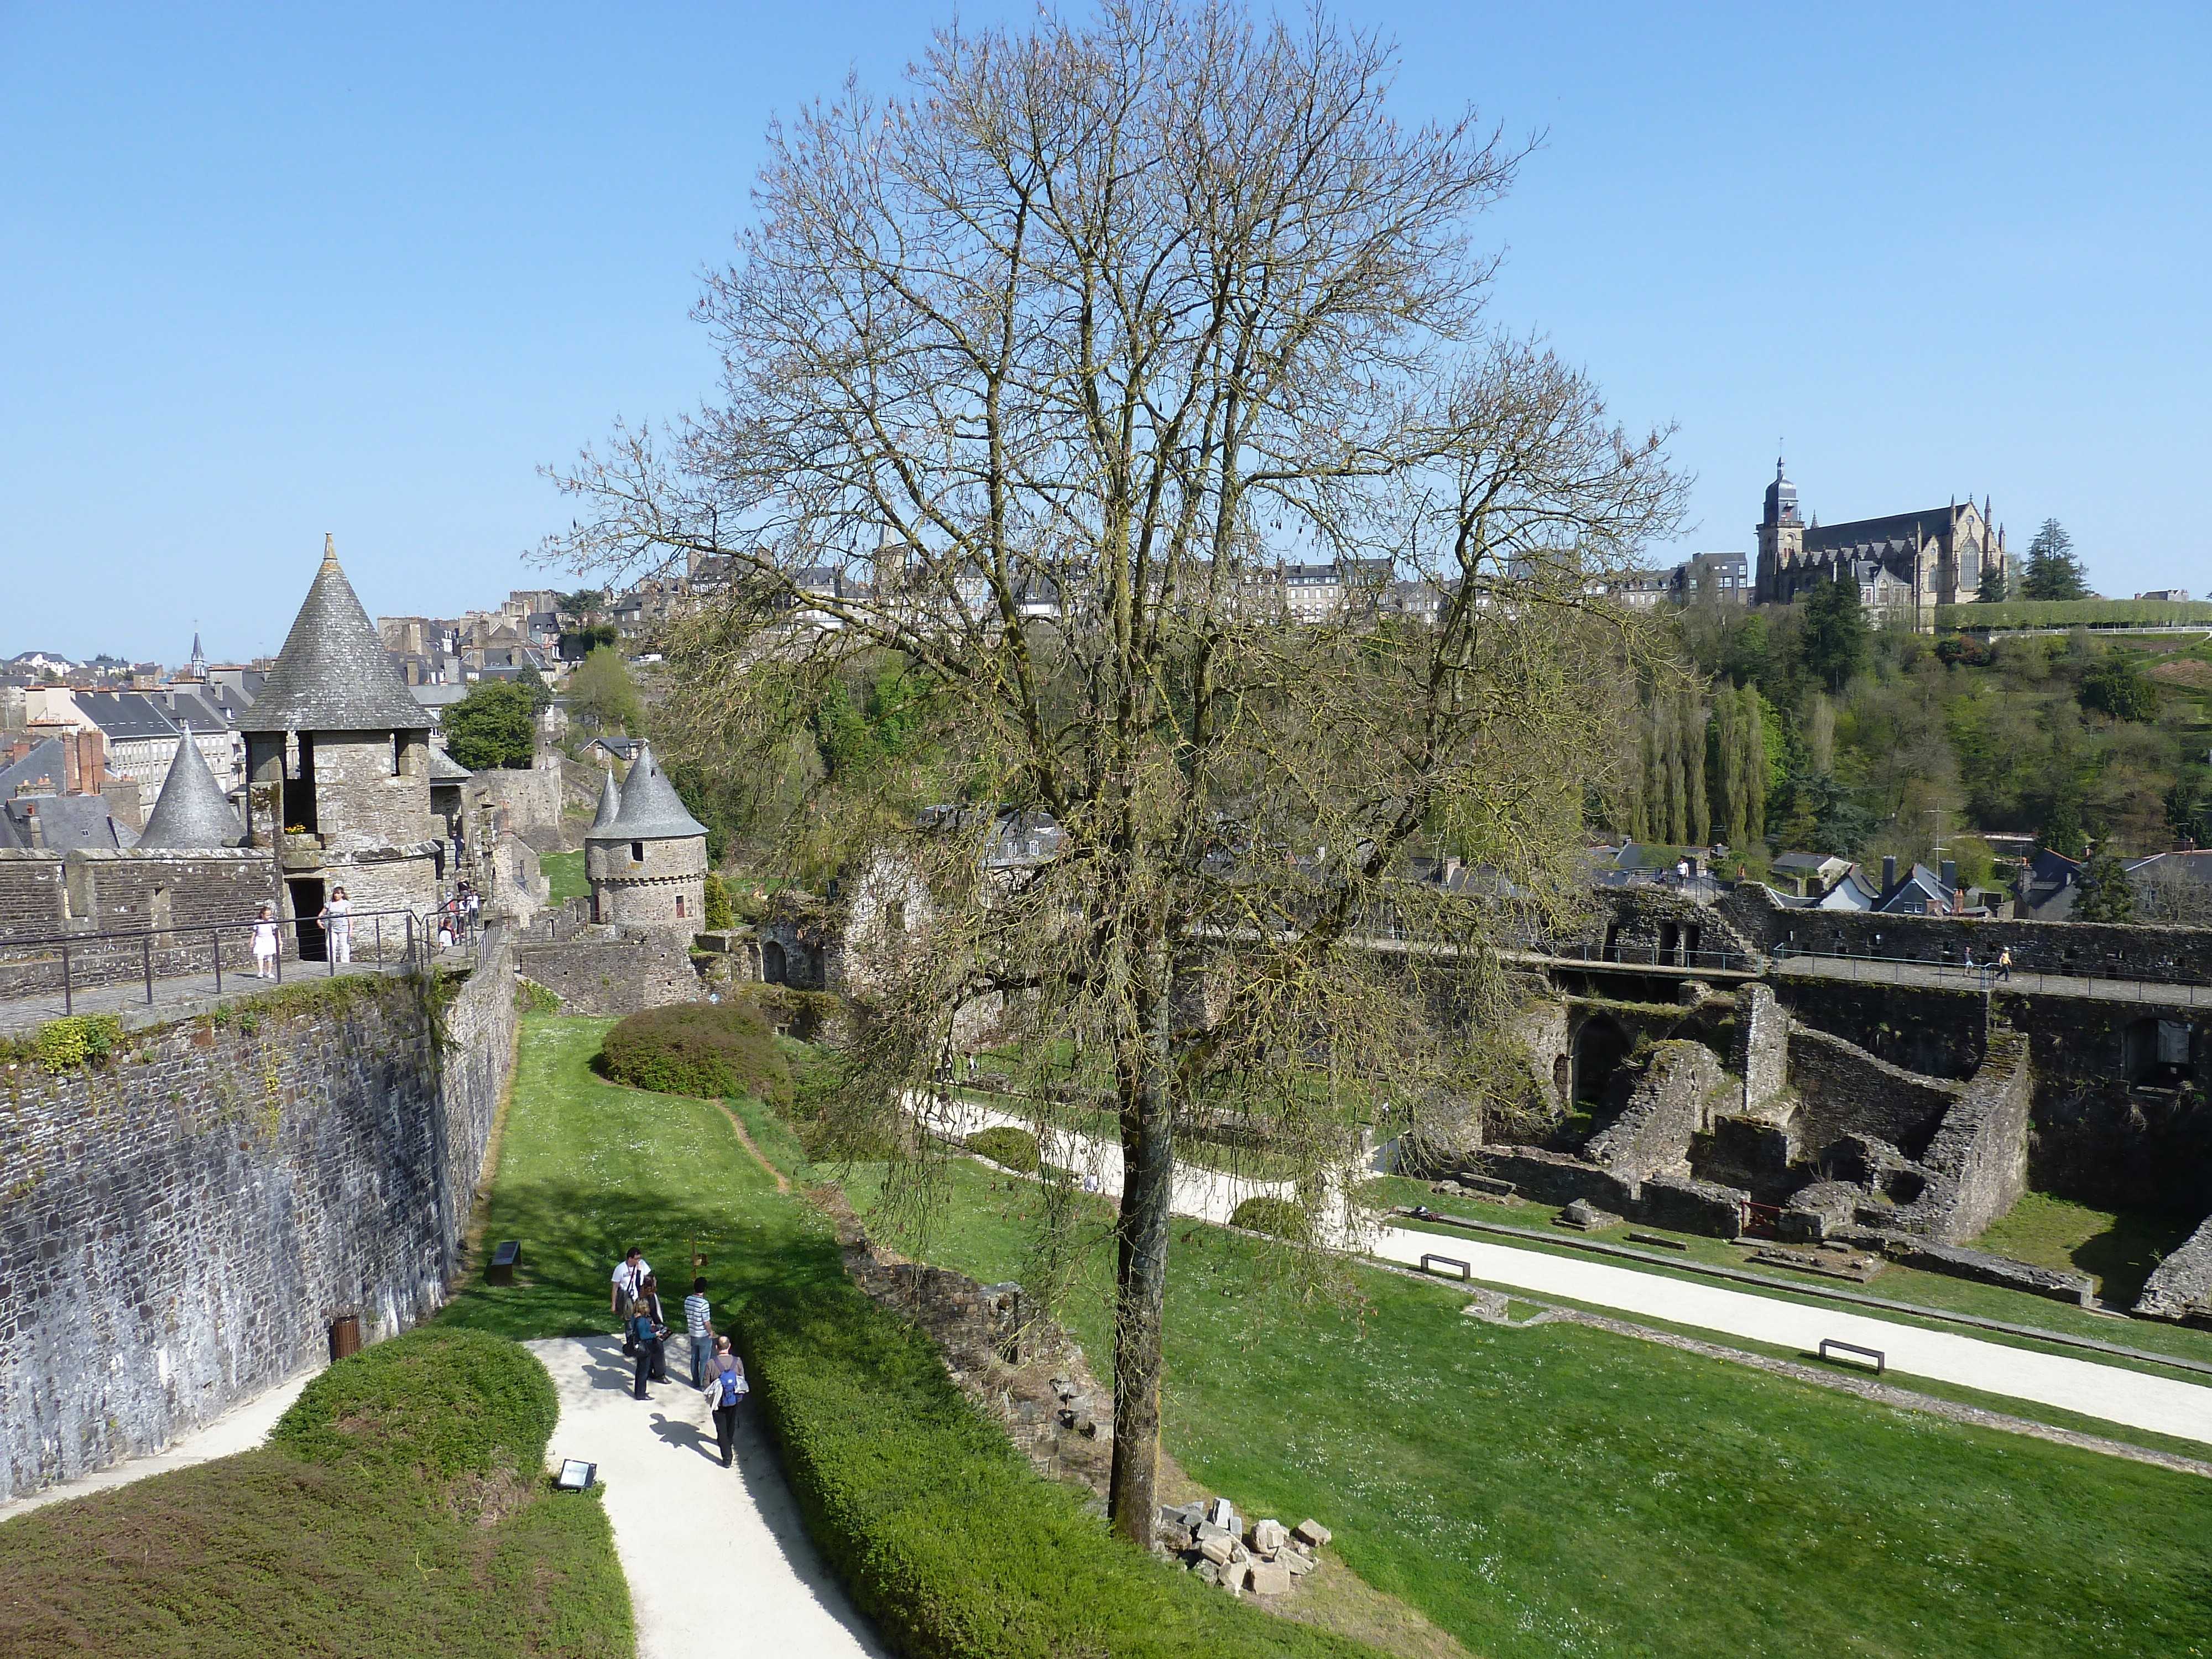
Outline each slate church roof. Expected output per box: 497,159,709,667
242,538,431,734
592,741,705,842
137,725,246,848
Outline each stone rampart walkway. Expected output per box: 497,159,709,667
0,950,475,1037
527,1334,885,1659
0,1363,323,1522
1773,952,2212,1006
930,1097,2212,1448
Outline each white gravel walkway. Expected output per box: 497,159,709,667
932,1096,2212,1447
0,1363,324,1523
527,1334,886,1659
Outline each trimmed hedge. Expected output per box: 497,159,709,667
1230,1196,1311,1241
599,1001,790,1103
966,1125,1041,1172
737,1281,1382,1659
1937,598,2212,630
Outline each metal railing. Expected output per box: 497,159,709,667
1525,940,1756,974
1771,942,2212,1004
0,906,470,1016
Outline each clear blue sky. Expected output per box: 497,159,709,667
3,2,2206,663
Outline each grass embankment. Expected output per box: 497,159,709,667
0,1329,629,1657
844,1153,2212,1659
1370,1175,2212,1371
441,1016,1386,1659
541,849,589,902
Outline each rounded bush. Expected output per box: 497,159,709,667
1230,1195,1310,1240
967,1125,1040,1172
599,1001,790,1103
271,1327,557,1485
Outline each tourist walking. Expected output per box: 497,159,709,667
463,881,481,930
701,1335,748,1467
612,1248,650,1353
317,886,353,965
683,1276,714,1389
1997,946,2013,983
251,903,280,978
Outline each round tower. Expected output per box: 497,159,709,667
585,741,707,931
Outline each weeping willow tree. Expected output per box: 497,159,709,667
541,0,1683,1542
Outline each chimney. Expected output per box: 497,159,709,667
1881,855,1898,892
1940,859,1958,893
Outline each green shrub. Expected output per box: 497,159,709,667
739,982,842,1042
34,1014,122,1072
1230,1195,1310,1240
598,1001,790,1103
1936,598,2212,630
272,1327,558,1487
702,871,734,930
737,1282,1379,1659
966,1125,1040,1172
515,977,562,1014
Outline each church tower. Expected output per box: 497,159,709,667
1753,456,1803,604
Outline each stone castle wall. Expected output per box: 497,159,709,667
0,925,518,1501
0,851,67,940
517,928,703,1016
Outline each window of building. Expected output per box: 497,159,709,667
631,841,644,862
675,894,686,919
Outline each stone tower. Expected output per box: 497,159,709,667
1752,456,1802,601
241,538,443,930
585,741,707,931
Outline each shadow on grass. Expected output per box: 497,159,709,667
441,1176,846,1346
2073,1210,2199,1304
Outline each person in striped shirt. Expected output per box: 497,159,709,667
684,1277,714,1389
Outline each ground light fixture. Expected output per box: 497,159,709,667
556,1459,597,1491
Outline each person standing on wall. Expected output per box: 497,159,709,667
683,1276,714,1389
612,1247,649,1354
317,886,353,966
251,902,280,979
700,1335,748,1467
1997,946,2013,983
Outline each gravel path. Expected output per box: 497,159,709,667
527,1334,886,1659
933,1097,2212,1447
0,1363,323,1521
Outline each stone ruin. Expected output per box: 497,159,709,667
1153,1503,1336,1600
1454,980,2110,1310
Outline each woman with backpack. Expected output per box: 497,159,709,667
629,1282,667,1401
700,1335,748,1467
638,1274,670,1383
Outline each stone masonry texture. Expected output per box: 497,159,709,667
0,923,517,1499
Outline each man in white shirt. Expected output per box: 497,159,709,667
612,1248,650,1352
682,1277,714,1388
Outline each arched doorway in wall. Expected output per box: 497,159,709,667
1571,1015,1632,1112
763,940,787,985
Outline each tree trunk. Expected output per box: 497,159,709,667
1108,946,1176,1547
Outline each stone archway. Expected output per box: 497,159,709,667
763,939,787,985
1570,1015,1633,1110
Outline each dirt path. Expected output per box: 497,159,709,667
527,1334,884,1659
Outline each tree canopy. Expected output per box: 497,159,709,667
2022,519,2090,601
442,680,537,770
542,0,1683,1542
1800,567,1868,692
565,645,640,735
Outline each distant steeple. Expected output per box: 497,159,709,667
1762,455,1799,527
189,632,206,676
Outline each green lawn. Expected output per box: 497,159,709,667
0,1329,630,1658
440,1017,843,1344
541,848,589,904
1971,1192,2199,1305
1372,1176,2212,1372
842,1154,2212,1659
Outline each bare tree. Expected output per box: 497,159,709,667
543,0,1684,1543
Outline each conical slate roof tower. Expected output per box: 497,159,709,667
589,768,622,832
599,742,706,842
242,536,428,734
137,727,244,848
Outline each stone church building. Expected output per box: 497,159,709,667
1752,458,2009,630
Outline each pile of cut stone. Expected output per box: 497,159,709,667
1154,1496,1333,1598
